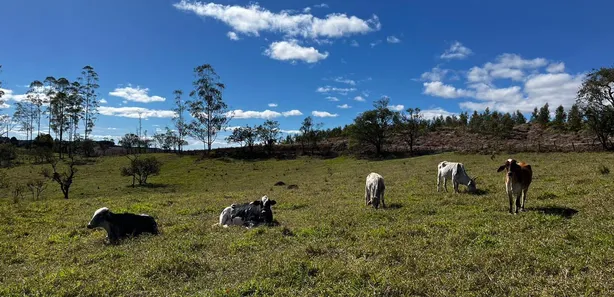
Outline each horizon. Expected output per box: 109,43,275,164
1,0,612,149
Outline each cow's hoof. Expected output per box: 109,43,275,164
520,208,526,212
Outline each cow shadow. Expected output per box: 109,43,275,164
385,203,403,209
472,189,490,196
529,206,579,219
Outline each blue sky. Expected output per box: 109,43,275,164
1,0,613,149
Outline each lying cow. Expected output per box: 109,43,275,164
215,195,277,228
437,161,478,193
365,172,386,209
87,207,159,244
497,158,533,214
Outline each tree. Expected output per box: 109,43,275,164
172,90,188,152
0,115,17,138
530,107,539,123
187,64,231,152
227,125,258,153
49,77,71,158
119,133,140,154
13,101,34,142
121,156,162,187
43,76,57,135
458,112,468,127
350,97,397,155
41,155,78,199
468,111,481,132
257,120,281,154
513,110,527,125
67,81,84,155
79,66,100,139
567,104,583,132
299,116,323,155
395,107,424,155
26,80,45,138
551,105,567,130
536,103,550,126
0,65,4,107
577,67,614,150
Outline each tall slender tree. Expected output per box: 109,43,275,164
44,76,58,135
50,78,71,158
78,66,99,139
26,80,45,137
187,64,231,152
172,89,188,152
567,104,583,132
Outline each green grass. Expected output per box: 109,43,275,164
1,152,614,296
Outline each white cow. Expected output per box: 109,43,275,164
437,161,477,193
365,172,386,209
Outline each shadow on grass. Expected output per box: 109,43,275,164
125,183,170,189
472,189,489,196
386,203,403,209
529,206,579,219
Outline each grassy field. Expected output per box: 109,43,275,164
1,152,614,296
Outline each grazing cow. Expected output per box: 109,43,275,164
87,207,159,244
215,195,277,228
437,161,478,193
365,172,386,209
497,158,533,214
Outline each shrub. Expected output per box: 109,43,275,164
121,156,162,186
26,178,48,200
12,184,25,203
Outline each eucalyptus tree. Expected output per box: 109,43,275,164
172,89,188,152
78,65,99,139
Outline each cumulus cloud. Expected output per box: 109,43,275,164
421,108,456,119
227,109,303,119
109,85,166,103
337,104,351,109
227,31,240,40
388,104,404,111
173,1,380,39
312,110,338,117
440,41,473,60
99,106,175,118
326,96,340,102
353,95,365,102
423,81,473,98
99,99,108,104
268,103,278,107
316,86,356,95
386,36,401,43
264,40,329,63
281,129,301,134
546,62,565,73
0,102,10,109
420,66,450,82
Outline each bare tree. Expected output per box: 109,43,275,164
42,155,78,199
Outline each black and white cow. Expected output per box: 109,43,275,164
87,207,159,244
215,195,277,228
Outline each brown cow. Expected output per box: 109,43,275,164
497,159,533,214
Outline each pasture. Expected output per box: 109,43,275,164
1,152,614,296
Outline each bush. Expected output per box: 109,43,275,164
27,178,48,200
0,144,17,167
121,156,162,186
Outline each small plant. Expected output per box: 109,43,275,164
598,164,610,175
12,184,25,203
27,178,48,200
42,155,78,199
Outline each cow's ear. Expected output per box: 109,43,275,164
497,165,506,172
251,200,262,206
269,200,277,206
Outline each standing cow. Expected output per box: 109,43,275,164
437,161,478,193
365,172,386,209
497,158,533,214
87,207,159,244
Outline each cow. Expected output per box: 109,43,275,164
497,158,533,214
365,172,386,209
87,207,159,244
437,161,478,193
214,195,277,228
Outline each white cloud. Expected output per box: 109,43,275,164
109,85,166,103
281,129,301,134
303,7,311,13
173,1,380,39
312,110,338,117
264,40,329,63
227,31,240,40
440,41,473,60
326,96,340,102
386,36,401,43
423,81,473,98
350,40,359,47
0,102,10,109
388,104,404,111
370,40,382,48
316,86,356,95
314,3,329,8
466,53,549,84
0,88,27,102
353,95,365,102
546,62,565,73
337,104,351,109
420,66,450,82
268,103,278,107
99,98,108,104
99,106,175,119
421,108,456,119
333,77,356,85
227,109,303,119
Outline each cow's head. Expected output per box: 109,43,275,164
259,195,277,223
87,207,110,229
497,159,519,178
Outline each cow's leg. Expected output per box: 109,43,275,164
515,192,522,214
453,181,459,193
365,185,370,206
521,188,528,211
507,191,514,214
443,178,448,192
437,173,441,192
380,189,386,209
